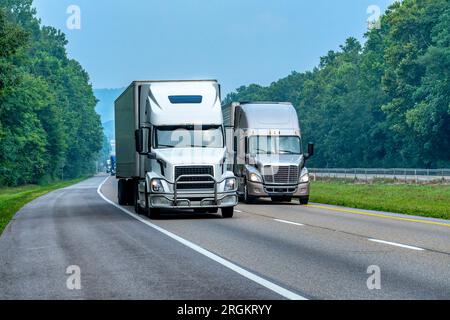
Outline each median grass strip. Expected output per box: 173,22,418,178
0,177,87,235
310,181,450,221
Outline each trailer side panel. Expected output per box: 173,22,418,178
115,84,138,178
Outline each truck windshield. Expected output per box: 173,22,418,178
248,136,302,155
155,125,224,149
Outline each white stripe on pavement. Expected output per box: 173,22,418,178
97,177,307,300
274,219,305,227
368,239,425,251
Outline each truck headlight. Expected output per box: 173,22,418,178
224,178,237,192
249,173,262,183
300,168,309,183
150,179,164,192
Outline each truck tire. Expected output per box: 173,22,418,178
244,182,256,204
141,183,159,219
299,197,309,205
118,179,127,205
221,207,234,218
126,179,135,206
134,181,146,215
147,207,161,220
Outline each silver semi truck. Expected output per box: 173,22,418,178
222,102,314,204
115,80,238,219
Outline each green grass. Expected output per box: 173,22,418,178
310,180,450,220
0,177,88,235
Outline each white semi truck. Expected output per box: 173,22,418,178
115,80,238,219
222,102,314,204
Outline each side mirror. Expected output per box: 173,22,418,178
246,153,256,165
305,143,314,160
135,128,150,155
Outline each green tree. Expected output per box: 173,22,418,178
0,1,103,186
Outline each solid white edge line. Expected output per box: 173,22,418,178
368,239,425,251
235,210,243,213
96,177,307,301
274,219,305,227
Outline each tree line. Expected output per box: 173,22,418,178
0,0,103,186
224,0,450,169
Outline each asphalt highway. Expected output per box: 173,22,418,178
1,175,449,300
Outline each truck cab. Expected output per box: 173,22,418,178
115,80,238,219
222,102,314,204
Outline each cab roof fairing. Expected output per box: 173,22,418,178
237,103,301,132
142,81,223,127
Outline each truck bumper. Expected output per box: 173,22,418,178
148,192,238,209
247,181,310,198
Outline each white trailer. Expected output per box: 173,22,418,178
115,80,237,219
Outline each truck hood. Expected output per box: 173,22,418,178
154,148,226,165
254,154,304,168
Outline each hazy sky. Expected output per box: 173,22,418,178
33,0,394,94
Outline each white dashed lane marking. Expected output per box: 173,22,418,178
368,239,425,251
274,219,305,227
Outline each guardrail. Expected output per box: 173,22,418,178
309,168,450,183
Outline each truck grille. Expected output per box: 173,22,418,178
262,166,299,184
175,166,214,190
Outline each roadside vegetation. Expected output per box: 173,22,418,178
0,1,104,187
0,177,87,235
310,180,450,220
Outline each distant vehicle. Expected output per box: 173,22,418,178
106,159,112,173
222,102,314,204
110,155,116,176
114,80,238,219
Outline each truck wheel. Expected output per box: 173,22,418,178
134,181,146,215
126,179,136,206
147,207,161,220
221,207,234,218
118,179,127,205
299,197,309,205
244,183,256,204
142,183,159,219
